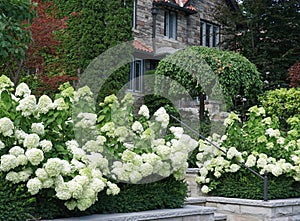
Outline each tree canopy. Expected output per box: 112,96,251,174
215,0,300,90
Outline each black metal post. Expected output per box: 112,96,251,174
264,171,268,201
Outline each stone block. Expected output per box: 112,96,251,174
217,203,241,214
292,205,300,214
225,214,261,221
273,206,293,217
240,205,272,218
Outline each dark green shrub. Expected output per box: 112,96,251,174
210,169,300,200
31,176,188,219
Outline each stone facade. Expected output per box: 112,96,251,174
133,0,223,55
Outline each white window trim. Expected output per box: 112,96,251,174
128,59,144,93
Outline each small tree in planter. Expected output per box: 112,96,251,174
195,87,300,199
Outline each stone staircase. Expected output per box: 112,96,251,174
185,197,227,221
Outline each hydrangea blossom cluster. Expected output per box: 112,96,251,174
196,106,300,194
0,75,197,211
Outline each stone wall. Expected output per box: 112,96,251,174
205,197,300,221
133,0,223,53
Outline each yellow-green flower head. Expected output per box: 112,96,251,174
248,105,266,116
121,93,134,105
74,86,94,103
223,112,241,127
60,85,74,98
104,94,118,104
0,75,14,92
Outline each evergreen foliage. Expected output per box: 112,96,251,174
215,0,300,89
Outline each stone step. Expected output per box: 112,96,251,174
214,212,227,221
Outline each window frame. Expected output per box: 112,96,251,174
200,20,220,48
128,59,144,93
164,10,177,39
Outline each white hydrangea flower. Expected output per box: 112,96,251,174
31,123,44,135
228,164,240,172
153,107,169,128
18,169,32,182
114,126,129,142
6,171,20,183
16,154,28,165
0,154,18,171
106,181,120,195
66,180,84,199
54,97,69,110
75,113,97,128
82,140,102,153
25,148,44,165
14,129,27,144
170,126,184,139
0,140,5,150
37,95,54,114
139,163,153,177
23,133,40,149
44,158,64,177
201,185,210,194
9,146,25,156
73,85,94,103
15,82,31,97
265,128,280,138
129,170,143,183
245,154,256,167
27,177,42,195
155,145,171,159
89,177,106,193
141,153,160,165
138,105,150,119
42,178,54,188
257,157,268,168
132,121,144,133
0,117,14,137
35,168,49,180
277,137,285,145
16,95,37,117
262,117,272,125
60,160,72,175
55,183,72,200
76,198,93,211
71,159,85,170
40,140,53,152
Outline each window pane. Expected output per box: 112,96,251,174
200,22,204,45
206,24,211,47
135,61,141,91
213,26,219,47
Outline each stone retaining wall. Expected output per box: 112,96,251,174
205,197,300,221
42,205,216,221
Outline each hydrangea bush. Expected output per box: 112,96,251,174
0,75,198,212
196,105,300,196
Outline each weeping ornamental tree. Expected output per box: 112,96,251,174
155,46,263,118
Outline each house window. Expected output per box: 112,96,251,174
164,11,177,39
128,59,144,92
200,21,220,47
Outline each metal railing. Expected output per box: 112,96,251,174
170,115,269,201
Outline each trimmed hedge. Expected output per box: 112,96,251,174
0,176,187,220
210,169,300,200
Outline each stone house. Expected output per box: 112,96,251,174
129,0,236,94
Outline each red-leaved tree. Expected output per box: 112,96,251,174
289,61,300,88
25,0,67,73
